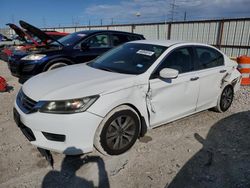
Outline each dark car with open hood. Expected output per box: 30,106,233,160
8,22,145,83
1,21,68,62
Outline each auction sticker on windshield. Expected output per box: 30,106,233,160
136,50,155,56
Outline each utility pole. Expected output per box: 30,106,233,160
184,11,187,21
88,20,91,30
170,0,177,22
111,18,114,25
100,19,103,26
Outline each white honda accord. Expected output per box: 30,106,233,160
14,40,241,156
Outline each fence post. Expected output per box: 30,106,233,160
157,24,160,39
167,23,172,40
216,20,224,49
131,25,135,33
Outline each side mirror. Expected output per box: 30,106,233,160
159,68,179,79
80,42,90,50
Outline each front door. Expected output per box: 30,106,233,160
74,33,111,63
148,47,199,127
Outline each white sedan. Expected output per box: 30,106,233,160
14,40,241,156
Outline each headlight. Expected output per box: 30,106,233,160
39,95,99,114
21,54,46,61
11,46,23,50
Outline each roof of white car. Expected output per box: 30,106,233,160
131,40,209,47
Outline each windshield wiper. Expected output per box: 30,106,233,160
98,67,115,72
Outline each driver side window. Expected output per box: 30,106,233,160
155,47,194,76
86,34,109,48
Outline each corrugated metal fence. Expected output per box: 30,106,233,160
8,18,250,57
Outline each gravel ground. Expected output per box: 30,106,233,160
0,59,250,188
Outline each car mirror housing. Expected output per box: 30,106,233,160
159,68,179,79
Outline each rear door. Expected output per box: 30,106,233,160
194,46,227,111
74,33,112,63
148,46,199,127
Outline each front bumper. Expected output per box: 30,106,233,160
8,58,40,80
14,102,103,155
0,52,9,62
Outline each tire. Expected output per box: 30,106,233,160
45,62,68,71
214,85,234,112
94,105,140,155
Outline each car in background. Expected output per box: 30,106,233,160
1,22,68,62
13,40,241,157
0,33,14,47
0,31,25,60
8,26,144,83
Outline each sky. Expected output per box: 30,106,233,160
1,0,250,28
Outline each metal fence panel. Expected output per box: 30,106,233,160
134,25,158,40
1,18,250,56
108,26,132,32
170,24,179,40
158,24,168,40
234,21,244,46
64,28,76,33
54,28,64,32
89,26,107,30
241,21,250,46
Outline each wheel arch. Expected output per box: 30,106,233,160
43,57,74,71
122,103,148,137
94,103,147,144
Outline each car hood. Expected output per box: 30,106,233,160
19,20,61,46
6,23,27,42
22,64,137,101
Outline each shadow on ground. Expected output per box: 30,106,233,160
42,154,110,188
168,111,250,188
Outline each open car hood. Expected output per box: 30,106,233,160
6,23,27,42
19,20,62,46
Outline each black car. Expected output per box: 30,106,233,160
8,21,145,83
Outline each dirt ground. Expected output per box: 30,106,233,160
0,59,250,188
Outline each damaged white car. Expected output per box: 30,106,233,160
14,40,241,157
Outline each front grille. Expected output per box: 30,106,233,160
17,89,38,114
23,64,36,72
10,66,17,74
8,59,19,75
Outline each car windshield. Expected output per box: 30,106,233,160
51,32,87,46
88,43,167,75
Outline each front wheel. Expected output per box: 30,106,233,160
46,62,68,71
94,106,140,155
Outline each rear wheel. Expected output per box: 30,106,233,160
94,106,140,155
214,85,234,112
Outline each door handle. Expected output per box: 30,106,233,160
219,70,227,73
190,77,199,81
